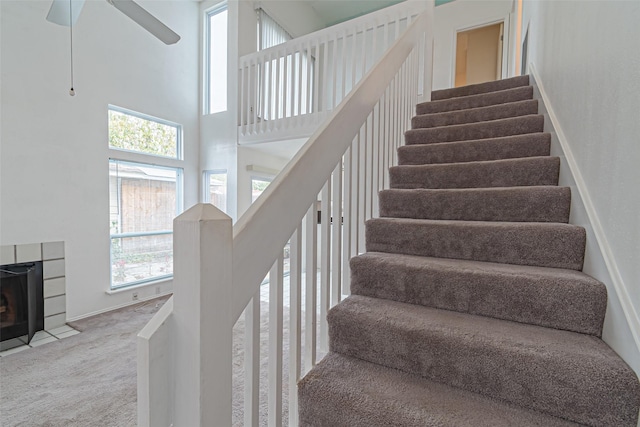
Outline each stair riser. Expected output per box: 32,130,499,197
390,157,560,190
397,133,550,165
379,187,570,223
432,75,530,101
328,298,640,426
350,254,606,336
405,115,544,145
417,86,533,115
366,218,586,270
412,99,538,129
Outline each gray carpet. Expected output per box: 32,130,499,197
0,295,297,427
299,75,640,426
0,298,169,427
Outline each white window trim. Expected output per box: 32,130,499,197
250,174,274,205
107,105,186,291
202,168,228,208
108,104,183,161
109,159,184,290
204,2,228,115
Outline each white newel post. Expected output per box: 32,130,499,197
173,203,233,426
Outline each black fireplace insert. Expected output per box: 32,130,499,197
0,262,44,344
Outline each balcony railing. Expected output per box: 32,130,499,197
238,1,426,143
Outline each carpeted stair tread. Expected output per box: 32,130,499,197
405,115,544,145
379,186,570,222
350,252,606,336
412,99,538,129
431,75,530,101
328,295,640,426
298,352,580,427
390,156,559,189
366,217,586,270
300,76,640,426
397,133,550,165
416,86,533,115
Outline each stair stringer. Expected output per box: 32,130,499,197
530,65,640,377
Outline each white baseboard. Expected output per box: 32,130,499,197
529,64,640,373
66,292,173,323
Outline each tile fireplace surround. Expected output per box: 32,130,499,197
1,241,67,331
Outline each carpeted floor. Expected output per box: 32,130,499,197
1,297,170,427
1,289,306,427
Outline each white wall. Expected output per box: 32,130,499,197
521,1,640,370
0,0,200,320
432,0,513,90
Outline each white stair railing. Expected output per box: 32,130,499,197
238,1,426,142
138,2,434,426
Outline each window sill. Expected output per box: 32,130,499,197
105,277,173,295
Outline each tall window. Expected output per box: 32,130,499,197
206,4,228,114
203,169,228,214
108,107,183,289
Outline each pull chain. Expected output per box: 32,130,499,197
69,0,75,96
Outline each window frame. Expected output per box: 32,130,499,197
204,3,229,115
250,174,274,204
108,159,184,290
203,169,228,213
108,105,183,160
107,105,185,291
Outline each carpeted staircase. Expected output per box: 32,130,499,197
298,75,640,426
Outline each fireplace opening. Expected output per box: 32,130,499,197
0,262,44,345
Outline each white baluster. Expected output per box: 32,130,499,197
319,179,331,351
342,29,350,102
349,26,357,95
331,32,339,110
342,148,352,295
350,135,360,256
288,226,302,427
244,291,260,427
321,36,329,113
274,49,281,129
297,44,303,117
331,162,343,306
282,46,289,124
313,40,320,115
358,124,366,252
268,256,283,427
372,102,380,218
304,205,317,373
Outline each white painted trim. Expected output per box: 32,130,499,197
105,278,172,295
530,64,640,357
246,164,280,176
137,296,174,427
67,292,173,322
451,15,511,87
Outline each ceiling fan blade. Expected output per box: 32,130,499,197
46,0,86,27
107,0,181,45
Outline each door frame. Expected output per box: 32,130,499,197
451,15,511,86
